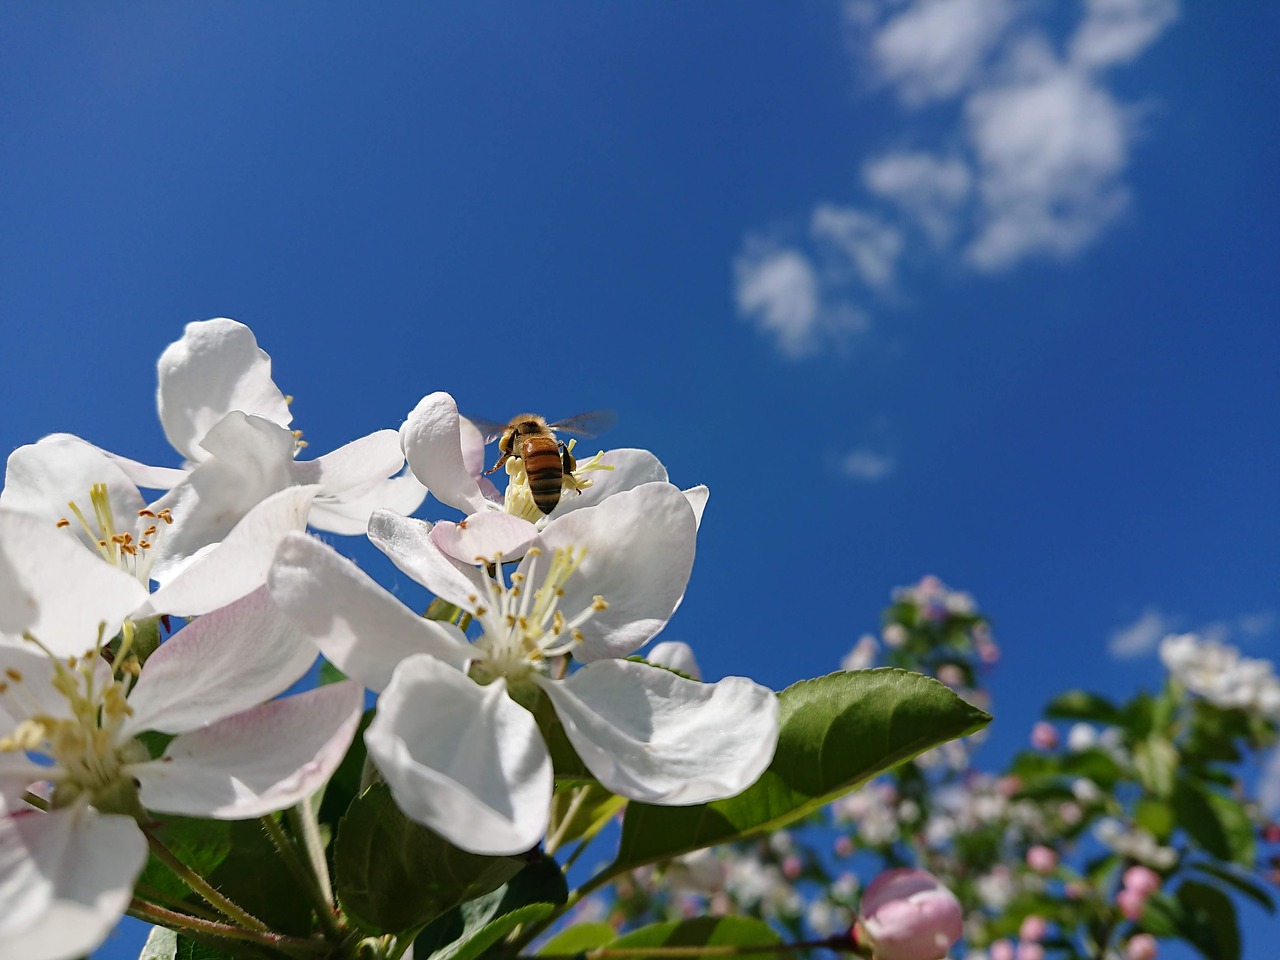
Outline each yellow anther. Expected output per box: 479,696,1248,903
592,596,609,611
473,605,488,617
526,546,543,557
571,629,585,643
56,518,71,528
4,668,22,683
138,509,156,518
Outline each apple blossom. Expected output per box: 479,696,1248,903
268,481,778,856
0,580,362,960
1025,845,1058,874
1030,721,1059,751
1126,933,1159,960
1122,864,1162,897
857,868,964,960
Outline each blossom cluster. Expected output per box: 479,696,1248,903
0,319,782,959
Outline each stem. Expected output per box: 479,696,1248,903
128,898,332,958
507,860,620,952
144,828,272,932
545,786,592,856
261,811,345,942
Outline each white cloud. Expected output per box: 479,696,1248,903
839,447,897,482
733,242,868,357
1108,606,1176,659
870,0,1019,105
733,1,1178,356
810,204,904,289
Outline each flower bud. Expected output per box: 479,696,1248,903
1122,865,1162,897
1018,915,1047,943
1126,933,1158,960
1115,887,1147,922
989,941,1015,960
1030,722,1059,751
858,868,963,960
1026,845,1058,875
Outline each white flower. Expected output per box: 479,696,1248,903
841,634,879,672
1160,633,1280,718
44,319,425,554
398,392,708,543
269,482,778,856
0,526,362,960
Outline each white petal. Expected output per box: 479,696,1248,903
400,393,491,515
646,641,702,681
307,469,427,536
1,437,146,555
366,655,551,856
682,485,709,530
145,484,318,617
268,532,471,691
545,448,668,519
122,587,317,736
0,804,147,960
0,512,149,656
133,681,363,819
291,430,405,497
157,318,292,463
430,514,538,566
149,413,297,574
538,661,778,804
535,483,695,661
367,510,487,608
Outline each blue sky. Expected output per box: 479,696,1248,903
2,3,1277,958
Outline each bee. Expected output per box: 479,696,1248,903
480,412,615,515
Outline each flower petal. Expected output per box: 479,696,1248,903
307,469,427,536
646,641,702,681
133,681,363,819
145,484,318,616
430,514,538,566
367,509,487,608
537,660,778,804
682,485,709,530
400,393,491,515
0,804,146,960
290,430,406,497
157,318,292,463
122,587,317,736
0,511,149,656
535,482,696,661
365,655,551,856
268,532,472,691
545,448,668,519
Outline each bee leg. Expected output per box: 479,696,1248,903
559,443,577,475
483,453,511,476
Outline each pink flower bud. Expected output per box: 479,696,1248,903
835,835,854,858
783,854,802,880
859,868,964,960
1122,865,1162,897
1126,933,1158,960
1015,944,1045,960
1030,722,1059,751
1026,845,1058,875
990,940,1015,960
1018,915,1048,943
1115,887,1147,922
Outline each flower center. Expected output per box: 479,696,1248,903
501,441,613,523
467,545,608,685
0,627,147,811
59,482,173,585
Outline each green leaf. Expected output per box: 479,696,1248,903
416,856,568,960
538,922,619,956
204,819,315,935
317,708,374,831
547,783,627,854
318,657,348,686
1176,880,1241,960
1173,779,1256,866
1133,736,1179,798
138,926,177,960
609,917,782,953
1044,690,1120,725
1190,861,1276,914
333,782,524,935
614,669,990,870
1134,798,1176,840
173,937,237,960
137,816,233,902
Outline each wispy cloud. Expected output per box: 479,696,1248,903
1108,606,1177,659
735,0,1178,356
839,447,897,482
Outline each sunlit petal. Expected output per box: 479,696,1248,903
400,393,491,515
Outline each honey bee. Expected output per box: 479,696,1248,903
480,412,615,515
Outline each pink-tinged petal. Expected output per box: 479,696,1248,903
538,661,778,804
157,318,292,464
290,430,405,497
545,449,668,519
1,438,146,554
0,512,149,656
145,485,318,617
646,641,702,680
307,469,427,536
366,655,551,856
268,532,471,691
29,434,189,492
367,510,487,607
682,485,709,530
400,393,491,515
860,869,964,960
134,681,363,819
430,514,538,566
122,587,316,737
535,483,695,661
458,416,489,478
149,413,297,576
0,804,147,960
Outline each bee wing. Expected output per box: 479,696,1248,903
548,410,617,439
462,415,511,445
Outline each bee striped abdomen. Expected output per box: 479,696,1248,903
521,438,565,514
